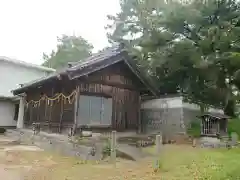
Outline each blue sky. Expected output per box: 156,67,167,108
0,0,120,64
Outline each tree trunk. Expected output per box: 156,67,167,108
200,104,205,114
224,99,235,117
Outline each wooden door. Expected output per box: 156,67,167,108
77,95,112,126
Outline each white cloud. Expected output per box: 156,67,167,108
0,0,120,64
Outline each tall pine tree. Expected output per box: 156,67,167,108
107,0,240,114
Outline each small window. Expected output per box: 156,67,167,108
14,104,19,121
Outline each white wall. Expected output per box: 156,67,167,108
141,96,224,134
141,96,224,114
0,101,16,126
183,102,224,114
141,97,183,109
0,61,52,97
0,60,54,127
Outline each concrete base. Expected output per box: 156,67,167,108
199,137,227,148
200,137,220,143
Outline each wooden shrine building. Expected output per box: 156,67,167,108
198,112,229,137
12,46,157,134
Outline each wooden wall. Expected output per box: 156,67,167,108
24,62,144,133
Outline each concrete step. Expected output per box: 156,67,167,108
117,144,151,161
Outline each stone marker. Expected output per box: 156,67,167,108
84,142,104,161
111,131,117,165
18,131,24,142
155,134,162,170
192,139,196,147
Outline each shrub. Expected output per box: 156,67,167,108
102,139,111,157
228,118,240,138
187,120,201,138
0,128,6,134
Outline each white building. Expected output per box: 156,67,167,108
0,56,55,128
141,95,224,134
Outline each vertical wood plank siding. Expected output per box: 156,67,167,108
24,62,144,133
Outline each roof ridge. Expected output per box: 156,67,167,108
70,46,122,70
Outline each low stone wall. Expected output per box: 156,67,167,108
5,129,103,161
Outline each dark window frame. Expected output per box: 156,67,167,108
14,103,20,121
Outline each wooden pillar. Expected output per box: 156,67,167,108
217,121,220,135
44,99,50,132
200,119,203,135
49,88,54,132
29,103,33,126
138,94,142,134
73,86,80,132
59,98,64,133
225,119,228,133
49,101,52,132
17,94,26,129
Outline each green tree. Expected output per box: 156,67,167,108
42,34,93,69
107,0,240,114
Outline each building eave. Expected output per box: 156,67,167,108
0,95,18,101
0,56,55,72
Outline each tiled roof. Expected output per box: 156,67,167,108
12,46,158,96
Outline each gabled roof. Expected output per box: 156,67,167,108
0,56,55,72
12,46,158,96
197,112,230,120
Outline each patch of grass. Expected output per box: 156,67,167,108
228,118,240,138
3,144,240,179
145,145,240,179
102,138,111,157
187,120,201,138
0,128,6,134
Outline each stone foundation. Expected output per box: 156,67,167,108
199,137,227,148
